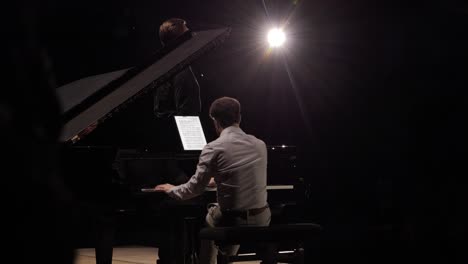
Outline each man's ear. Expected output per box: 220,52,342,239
213,119,222,134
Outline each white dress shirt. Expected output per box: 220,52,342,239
168,126,268,211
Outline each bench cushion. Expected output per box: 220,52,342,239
199,223,321,243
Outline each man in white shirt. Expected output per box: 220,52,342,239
155,96,271,264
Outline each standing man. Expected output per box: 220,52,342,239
155,97,271,264
152,18,204,264
154,18,202,118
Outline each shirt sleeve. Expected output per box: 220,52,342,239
168,144,216,200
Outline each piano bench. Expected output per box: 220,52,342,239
199,223,322,264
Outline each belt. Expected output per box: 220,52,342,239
222,205,269,218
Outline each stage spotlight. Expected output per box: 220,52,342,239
267,28,285,47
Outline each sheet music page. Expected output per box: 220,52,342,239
174,116,207,150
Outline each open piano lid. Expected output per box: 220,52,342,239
57,27,231,143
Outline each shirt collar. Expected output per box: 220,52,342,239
220,125,244,137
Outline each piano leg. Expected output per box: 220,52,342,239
157,213,202,264
157,216,188,264
183,217,200,264
95,214,115,264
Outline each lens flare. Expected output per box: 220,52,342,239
267,28,286,47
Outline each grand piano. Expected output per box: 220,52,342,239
57,27,301,264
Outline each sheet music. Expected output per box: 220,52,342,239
174,116,207,151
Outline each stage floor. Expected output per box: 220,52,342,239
74,246,262,264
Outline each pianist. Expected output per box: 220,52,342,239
154,18,202,118
155,97,271,264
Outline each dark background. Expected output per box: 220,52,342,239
3,0,467,263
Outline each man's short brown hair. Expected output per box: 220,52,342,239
209,97,241,128
159,18,188,46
